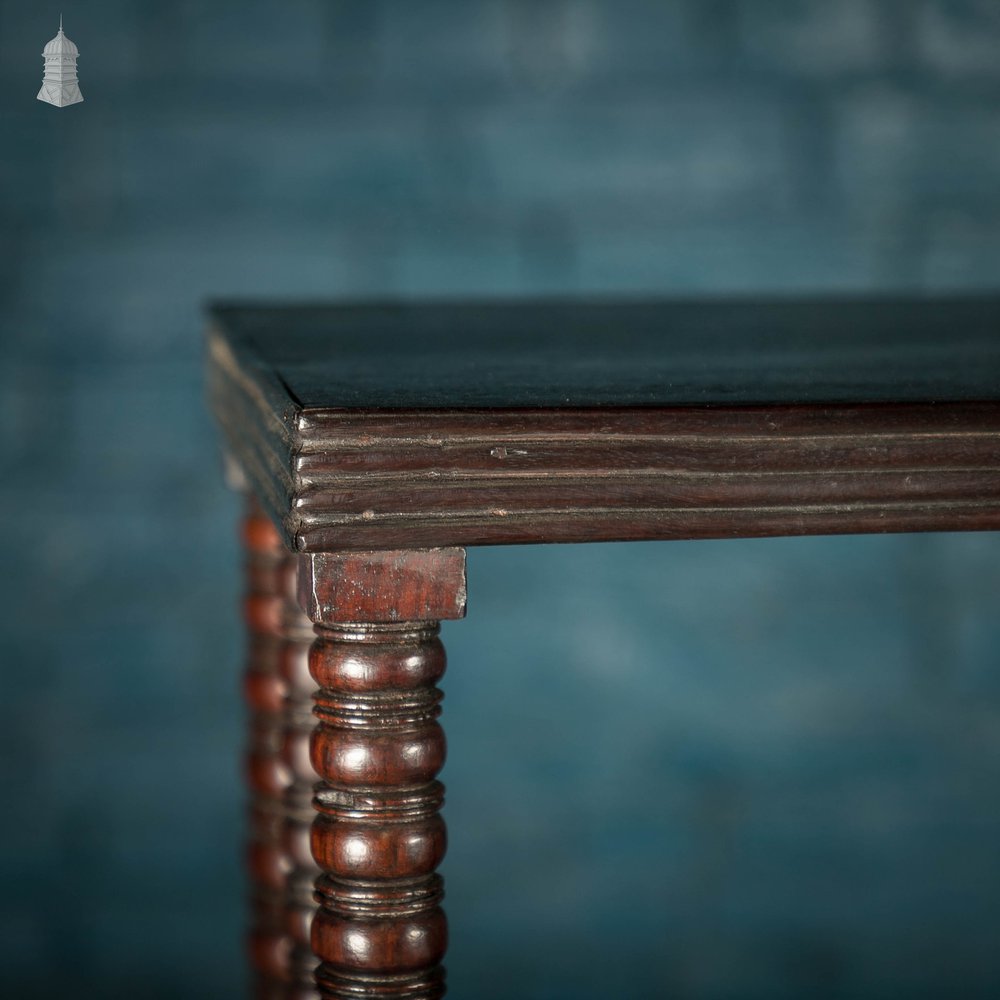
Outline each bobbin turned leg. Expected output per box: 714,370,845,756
297,550,467,1000
242,499,320,998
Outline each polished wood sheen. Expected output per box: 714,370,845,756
210,299,1000,997
207,297,1000,551
298,549,466,999
242,499,320,999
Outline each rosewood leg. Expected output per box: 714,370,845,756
242,500,320,998
297,550,467,1000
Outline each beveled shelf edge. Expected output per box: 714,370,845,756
207,322,1000,552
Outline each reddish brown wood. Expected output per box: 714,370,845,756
210,300,1000,994
298,550,467,624
243,498,321,999
300,551,467,999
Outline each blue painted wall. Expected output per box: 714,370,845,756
1,2,999,997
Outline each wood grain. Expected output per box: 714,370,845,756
298,550,467,624
213,300,1000,996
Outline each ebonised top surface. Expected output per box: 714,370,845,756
209,297,1000,410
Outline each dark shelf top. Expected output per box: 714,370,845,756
206,296,1000,551
209,296,1000,410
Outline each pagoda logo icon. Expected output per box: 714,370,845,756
38,16,83,108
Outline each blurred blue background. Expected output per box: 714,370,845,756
2,1,1000,998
